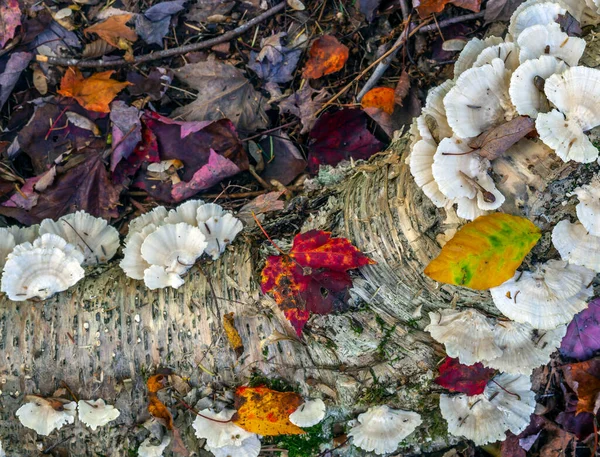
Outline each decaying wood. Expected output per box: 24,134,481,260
0,132,591,456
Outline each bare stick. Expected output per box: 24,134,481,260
37,2,286,68
419,11,485,33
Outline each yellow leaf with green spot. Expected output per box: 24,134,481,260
424,213,541,290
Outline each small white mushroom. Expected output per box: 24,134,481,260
78,399,120,431
483,321,567,374
348,405,422,455
517,23,585,65
120,224,157,280
138,435,171,457
192,408,254,448
6,224,39,244
552,220,600,271
455,196,488,221
418,79,455,142
425,309,503,365
473,42,521,73
196,204,243,260
125,206,167,243
508,1,566,39
164,199,206,226
0,228,16,270
409,137,450,208
572,178,600,236
40,211,120,265
440,373,535,445
15,396,77,436
509,56,566,118
289,399,326,427
444,59,516,139
140,223,207,277
205,435,261,457
1,246,85,301
12,233,84,265
490,259,595,328
536,66,600,163
143,265,185,290
454,36,503,78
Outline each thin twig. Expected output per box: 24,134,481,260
37,2,287,68
419,11,485,33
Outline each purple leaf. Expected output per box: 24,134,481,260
110,101,142,171
560,298,600,361
0,52,31,109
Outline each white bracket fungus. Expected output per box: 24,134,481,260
490,260,595,328
552,220,600,272
453,37,503,79
347,405,422,455
572,178,600,236
440,373,536,445
289,398,326,427
0,228,15,271
16,396,77,436
205,435,261,457
517,23,585,65
192,408,255,449
508,1,566,39
78,399,120,431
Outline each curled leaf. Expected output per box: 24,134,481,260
302,35,349,80
468,116,536,161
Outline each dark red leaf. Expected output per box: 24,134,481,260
259,134,307,186
112,123,160,186
308,109,384,174
560,298,600,361
434,357,495,395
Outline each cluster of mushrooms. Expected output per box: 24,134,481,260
409,0,600,446
0,201,243,301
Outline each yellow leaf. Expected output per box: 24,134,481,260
424,213,541,290
58,67,131,113
233,386,306,435
84,14,137,48
223,312,244,358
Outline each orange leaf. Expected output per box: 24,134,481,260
414,0,481,17
223,312,244,358
361,87,396,114
58,67,131,113
147,374,168,394
148,394,174,429
233,386,306,435
562,359,600,415
84,14,137,48
302,35,349,80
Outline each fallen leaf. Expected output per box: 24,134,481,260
110,101,142,171
237,191,285,226
414,0,481,17
185,0,234,22
484,0,526,23
259,133,307,185
58,68,131,113
84,14,138,48
302,35,349,80
223,312,244,358
0,52,32,110
32,20,81,57
424,213,541,290
261,230,375,334
249,32,303,84
360,87,396,115
434,357,495,396
560,298,600,361
358,0,382,22
127,68,171,100
308,109,384,174
112,123,160,185
468,116,536,161
0,0,21,48
135,0,186,46
279,83,330,134
562,358,600,415
395,70,411,106
556,12,582,37
172,60,268,133
555,390,595,440
233,386,305,435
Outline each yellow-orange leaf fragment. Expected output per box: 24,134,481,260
84,14,137,48
233,386,305,435
223,312,244,358
58,68,131,113
424,213,541,290
302,35,349,80
361,87,396,114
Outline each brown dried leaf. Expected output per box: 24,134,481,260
84,14,137,48
414,0,481,17
302,35,349,80
394,70,410,106
82,39,116,58
468,116,535,160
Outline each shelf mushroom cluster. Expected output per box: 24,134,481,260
120,200,243,290
0,211,119,301
420,0,600,446
409,0,600,221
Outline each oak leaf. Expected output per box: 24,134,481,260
261,230,374,335
302,35,349,80
361,87,396,114
58,68,131,113
84,14,137,48
434,357,495,396
424,213,541,290
233,386,305,435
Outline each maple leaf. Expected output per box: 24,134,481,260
58,68,131,113
0,0,21,49
560,298,600,361
434,357,495,396
302,35,349,80
84,14,138,48
261,230,374,335
424,213,541,290
562,358,600,416
413,0,481,18
233,386,305,435
308,109,384,174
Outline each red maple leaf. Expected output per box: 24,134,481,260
260,230,375,335
434,357,496,396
